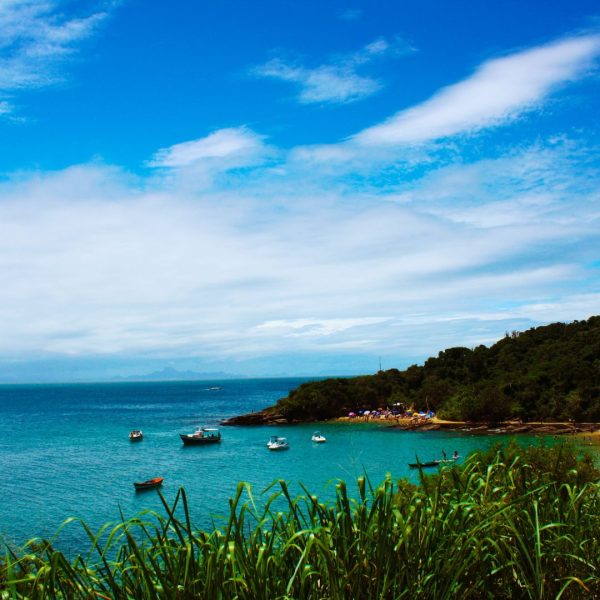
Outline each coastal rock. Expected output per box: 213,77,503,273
221,410,289,426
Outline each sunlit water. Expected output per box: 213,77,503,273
0,379,542,552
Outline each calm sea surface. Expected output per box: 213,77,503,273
0,378,539,551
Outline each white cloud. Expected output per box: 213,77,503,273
149,127,269,169
415,293,600,326
255,58,380,105
147,127,277,192
388,140,600,229
0,133,597,364
0,0,107,112
253,37,408,104
355,34,600,145
255,317,390,337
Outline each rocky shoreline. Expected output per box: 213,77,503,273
221,410,599,436
389,420,599,435
221,409,290,426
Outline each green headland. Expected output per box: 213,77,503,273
225,315,600,431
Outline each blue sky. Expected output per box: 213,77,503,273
0,0,599,381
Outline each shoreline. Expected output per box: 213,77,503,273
222,411,600,437
336,416,600,437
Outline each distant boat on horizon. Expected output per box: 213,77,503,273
129,429,143,442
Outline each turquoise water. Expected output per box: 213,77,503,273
0,379,535,551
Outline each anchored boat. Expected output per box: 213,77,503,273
409,454,459,469
133,477,163,491
311,431,326,443
129,430,143,442
408,460,440,469
180,427,221,446
267,436,289,450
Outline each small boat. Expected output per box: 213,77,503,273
408,460,440,469
133,477,164,491
267,436,289,450
129,430,143,442
180,427,221,445
409,456,459,469
438,456,459,464
311,431,326,443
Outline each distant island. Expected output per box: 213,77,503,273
223,316,600,431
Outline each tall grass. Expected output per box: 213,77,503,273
1,443,598,599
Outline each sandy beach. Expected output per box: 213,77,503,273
335,415,600,437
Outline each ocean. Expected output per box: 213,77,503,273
0,378,528,551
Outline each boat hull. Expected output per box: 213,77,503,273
134,477,164,491
408,461,439,468
267,435,289,450
409,458,457,469
180,434,221,446
129,430,143,442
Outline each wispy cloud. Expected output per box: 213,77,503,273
149,127,269,169
389,139,600,228
354,34,600,145
147,126,276,191
255,317,390,338
252,38,409,104
0,0,108,115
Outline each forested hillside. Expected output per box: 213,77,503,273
274,316,600,422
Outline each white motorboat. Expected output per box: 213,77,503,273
267,436,289,450
311,431,326,443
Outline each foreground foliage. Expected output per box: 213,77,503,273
273,315,600,422
1,443,599,599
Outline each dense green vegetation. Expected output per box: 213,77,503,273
1,443,598,598
273,316,600,422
